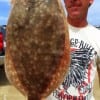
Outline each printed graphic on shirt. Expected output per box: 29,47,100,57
53,38,97,100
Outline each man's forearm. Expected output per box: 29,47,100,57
97,64,100,87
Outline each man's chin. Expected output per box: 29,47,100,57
69,12,81,19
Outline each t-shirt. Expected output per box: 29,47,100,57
46,24,100,100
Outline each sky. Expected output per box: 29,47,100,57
0,0,100,26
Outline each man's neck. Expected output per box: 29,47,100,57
67,17,88,28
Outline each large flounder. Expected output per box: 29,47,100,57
5,0,70,100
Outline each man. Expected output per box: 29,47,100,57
47,0,100,100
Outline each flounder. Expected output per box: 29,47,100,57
5,0,70,100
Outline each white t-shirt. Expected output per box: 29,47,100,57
47,24,100,100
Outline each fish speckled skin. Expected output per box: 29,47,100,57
5,0,70,100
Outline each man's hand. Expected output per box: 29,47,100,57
96,56,100,87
